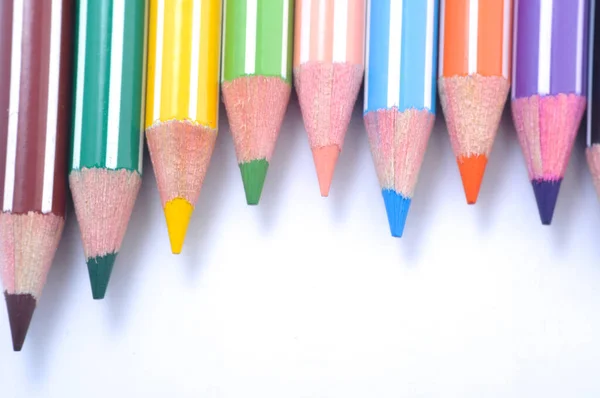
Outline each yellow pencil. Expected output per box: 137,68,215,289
145,0,222,254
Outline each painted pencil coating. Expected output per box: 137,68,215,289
511,0,589,224
513,0,587,99
0,0,73,350
364,0,438,237
146,0,222,254
222,0,293,83
588,0,600,146
438,0,512,204
146,0,221,129
439,0,511,79
0,0,71,216
586,0,600,200
71,0,147,173
222,0,294,205
70,0,148,299
293,0,366,196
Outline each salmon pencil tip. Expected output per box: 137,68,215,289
312,145,340,197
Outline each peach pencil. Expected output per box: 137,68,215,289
293,0,366,196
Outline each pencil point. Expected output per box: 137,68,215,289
164,198,194,254
5,293,36,352
382,189,411,238
312,145,340,197
239,159,269,205
457,155,488,204
532,179,562,225
86,253,117,300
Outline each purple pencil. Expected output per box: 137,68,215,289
511,0,589,225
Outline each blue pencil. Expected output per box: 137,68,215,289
364,0,439,237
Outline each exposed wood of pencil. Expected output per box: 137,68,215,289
145,120,216,253
69,168,141,298
221,75,292,205
587,145,600,200
0,212,64,351
294,63,363,196
438,75,509,203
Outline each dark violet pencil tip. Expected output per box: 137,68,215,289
5,293,36,352
532,179,562,225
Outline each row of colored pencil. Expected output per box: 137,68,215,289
0,0,598,352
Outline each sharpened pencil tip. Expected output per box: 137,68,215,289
457,155,488,205
5,293,36,352
382,189,411,238
164,198,194,254
532,179,562,225
312,145,340,197
87,253,117,300
239,160,269,205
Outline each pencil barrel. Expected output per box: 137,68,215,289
438,0,512,80
146,0,222,130
293,0,365,67
0,0,73,217
71,0,148,174
364,0,439,114
588,0,600,146
512,0,589,99
222,0,294,83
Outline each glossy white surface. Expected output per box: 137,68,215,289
1,94,600,397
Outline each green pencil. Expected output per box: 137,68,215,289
221,0,294,205
69,0,148,299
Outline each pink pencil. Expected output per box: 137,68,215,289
293,0,366,196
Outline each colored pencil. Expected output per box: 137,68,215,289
364,0,439,237
0,0,72,351
438,0,512,204
145,0,222,254
587,0,600,199
511,0,589,225
221,0,294,205
70,0,148,299
293,0,366,196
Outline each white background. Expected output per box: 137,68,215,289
1,92,600,397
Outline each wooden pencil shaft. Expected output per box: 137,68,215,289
512,0,589,100
439,0,512,79
222,0,294,83
146,0,222,130
588,0,600,146
0,0,73,216
364,0,438,115
293,0,365,67
71,0,148,173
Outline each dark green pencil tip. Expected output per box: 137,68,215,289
239,159,269,205
86,253,117,300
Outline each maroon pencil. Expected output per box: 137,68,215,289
0,0,73,351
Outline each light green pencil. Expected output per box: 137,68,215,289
221,0,294,205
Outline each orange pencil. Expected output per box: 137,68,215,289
438,0,512,204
